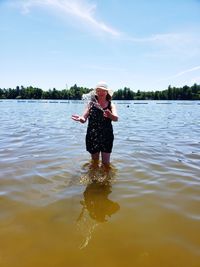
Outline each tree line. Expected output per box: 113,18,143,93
0,83,200,100
113,84,200,100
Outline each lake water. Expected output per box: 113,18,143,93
0,99,200,267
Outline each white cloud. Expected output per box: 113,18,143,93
157,66,200,84
134,31,200,62
10,0,200,54
126,32,200,52
171,66,200,78
126,33,183,44
15,0,120,36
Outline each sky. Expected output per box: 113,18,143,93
0,0,200,92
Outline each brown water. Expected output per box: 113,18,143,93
0,100,200,267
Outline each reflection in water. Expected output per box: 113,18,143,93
81,182,120,223
77,162,120,249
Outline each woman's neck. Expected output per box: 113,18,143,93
97,97,108,109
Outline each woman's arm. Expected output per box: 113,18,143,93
104,103,118,122
71,105,90,123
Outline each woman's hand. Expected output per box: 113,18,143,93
71,114,86,123
103,109,113,119
103,104,118,122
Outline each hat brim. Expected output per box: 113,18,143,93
95,87,113,97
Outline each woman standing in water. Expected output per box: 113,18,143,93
71,81,118,165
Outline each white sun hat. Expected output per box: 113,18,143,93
95,81,113,97
82,81,113,102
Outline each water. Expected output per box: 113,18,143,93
0,100,200,267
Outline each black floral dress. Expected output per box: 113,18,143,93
86,101,114,154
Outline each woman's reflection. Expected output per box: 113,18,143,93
77,162,120,249
81,182,120,223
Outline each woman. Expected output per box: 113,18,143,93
72,81,118,165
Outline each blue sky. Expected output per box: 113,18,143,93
1,0,200,92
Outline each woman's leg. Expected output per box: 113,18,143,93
101,152,111,165
91,152,100,161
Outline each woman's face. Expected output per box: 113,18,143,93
96,88,108,97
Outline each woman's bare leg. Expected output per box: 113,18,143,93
91,152,100,161
101,152,111,165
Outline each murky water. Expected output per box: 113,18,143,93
0,100,200,267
